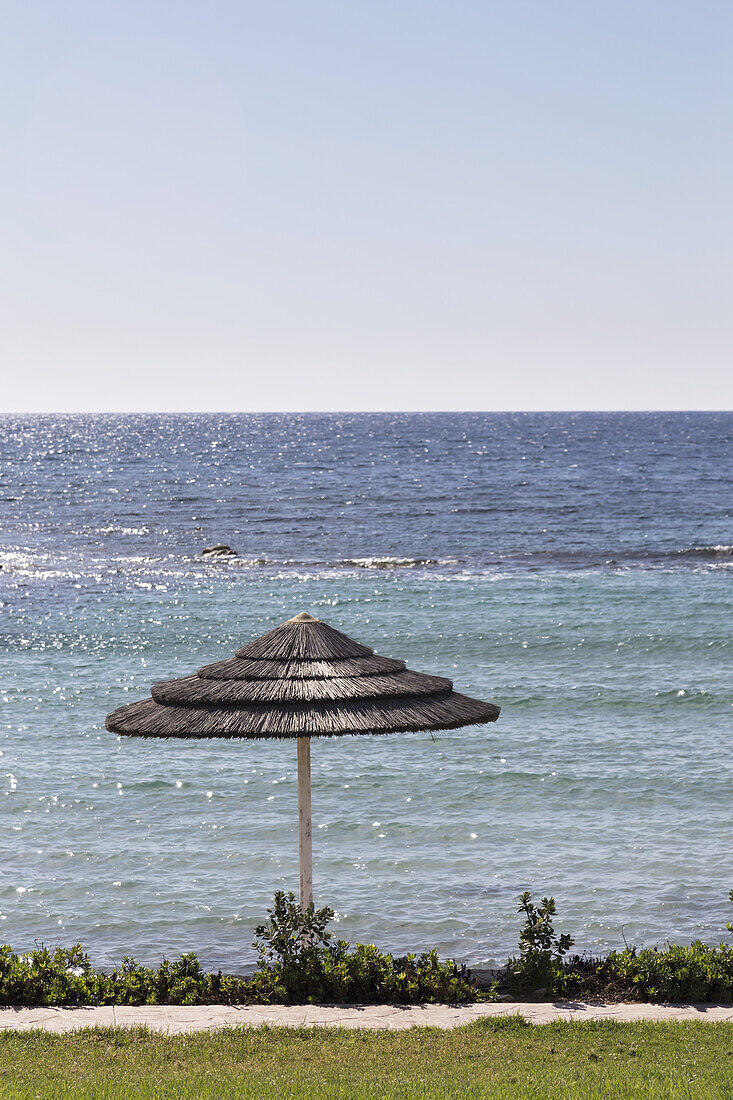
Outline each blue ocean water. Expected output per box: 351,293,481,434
0,412,731,971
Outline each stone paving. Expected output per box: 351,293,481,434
1,1001,732,1034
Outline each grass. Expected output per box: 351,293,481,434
0,1019,732,1099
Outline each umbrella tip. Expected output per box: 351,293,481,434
286,611,320,623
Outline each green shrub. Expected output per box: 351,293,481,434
249,891,490,1004
7,890,732,1008
0,944,97,1006
560,942,733,1004
559,889,733,1003
0,944,251,1007
602,941,733,1003
505,892,573,997
0,892,489,1007
102,953,250,1006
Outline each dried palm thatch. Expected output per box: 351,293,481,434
105,612,499,740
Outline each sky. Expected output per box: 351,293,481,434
1,1,731,412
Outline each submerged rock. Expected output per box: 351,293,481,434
201,544,238,558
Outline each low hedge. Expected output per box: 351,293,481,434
3,890,733,1006
504,889,733,1004
0,945,249,1007
0,945,483,1008
559,942,733,1004
0,893,486,1007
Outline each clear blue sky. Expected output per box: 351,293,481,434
2,1,731,411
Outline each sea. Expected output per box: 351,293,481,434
0,412,731,971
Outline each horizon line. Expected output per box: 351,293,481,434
2,408,732,417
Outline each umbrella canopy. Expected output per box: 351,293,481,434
106,612,499,739
106,612,500,907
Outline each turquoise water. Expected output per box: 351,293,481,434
0,413,731,969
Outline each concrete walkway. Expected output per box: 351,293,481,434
1,1002,733,1034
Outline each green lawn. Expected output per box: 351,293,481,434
1,1019,732,1099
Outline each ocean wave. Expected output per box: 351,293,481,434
653,688,713,704
339,557,441,570
97,525,150,536
674,545,733,560
225,555,445,571
2,543,732,582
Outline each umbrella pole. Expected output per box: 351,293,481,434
297,735,313,911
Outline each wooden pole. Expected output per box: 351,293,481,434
297,735,313,911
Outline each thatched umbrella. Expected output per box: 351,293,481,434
106,612,499,910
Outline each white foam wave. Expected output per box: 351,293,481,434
676,545,733,558
97,525,150,536
340,557,440,570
